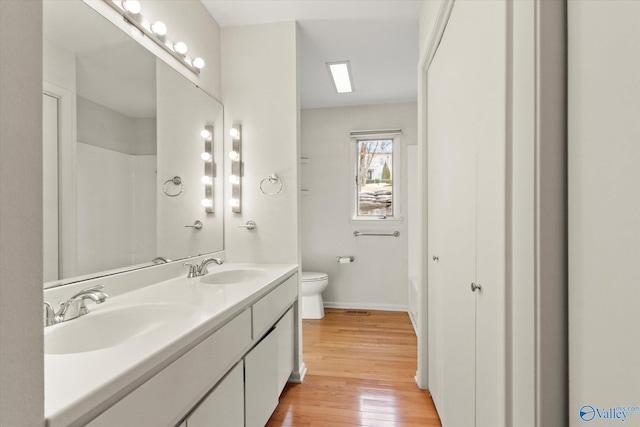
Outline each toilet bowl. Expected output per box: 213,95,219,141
301,272,329,319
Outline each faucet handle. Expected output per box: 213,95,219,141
184,262,199,278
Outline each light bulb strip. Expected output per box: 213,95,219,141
104,0,203,75
202,125,215,213
230,124,242,213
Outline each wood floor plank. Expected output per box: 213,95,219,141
266,308,442,427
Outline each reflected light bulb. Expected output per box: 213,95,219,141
201,176,213,185
229,198,240,207
229,127,240,139
201,152,212,161
201,198,213,207
228,151,240,161
192,57,205,69
174,42,188,55
229,175,240,185
200,129,211,139
151,21,167,36
122,0,141,14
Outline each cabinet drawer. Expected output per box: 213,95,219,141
252,274,298,339
87,309,251,427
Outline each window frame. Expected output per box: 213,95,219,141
350,131,403,223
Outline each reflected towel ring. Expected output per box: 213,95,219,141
259,173,284,196
162,176,184,197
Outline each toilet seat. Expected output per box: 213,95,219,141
302,272,328,282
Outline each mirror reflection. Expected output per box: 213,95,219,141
43,1,224,287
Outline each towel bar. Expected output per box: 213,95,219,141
353,231,400,237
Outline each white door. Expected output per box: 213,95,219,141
427,1,507,426
427,1,477,424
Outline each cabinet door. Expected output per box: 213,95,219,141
245,329,279,427
277,308,294,393
187,362,244,427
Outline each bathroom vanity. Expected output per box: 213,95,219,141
44,263,299,427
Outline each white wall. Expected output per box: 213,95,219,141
300,103,416,311
0,0,45,425
569,2,640,425
221,22,300,265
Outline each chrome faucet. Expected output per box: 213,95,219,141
197,257,223,275
44,284,108,327
184,257,223,278
152,256,172,264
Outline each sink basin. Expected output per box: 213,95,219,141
200,269,267,285
45,303,194,354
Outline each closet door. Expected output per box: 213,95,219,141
473,1,507,425
427,1,477,424
428,1,507,426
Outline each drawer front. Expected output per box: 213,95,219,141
87,309,251,427
252,274,298,339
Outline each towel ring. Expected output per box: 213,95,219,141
259,174,284,196
162,176,184,197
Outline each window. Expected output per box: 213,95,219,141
355,138,396,218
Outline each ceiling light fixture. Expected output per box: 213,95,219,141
326,61,354,94
104,0,203,75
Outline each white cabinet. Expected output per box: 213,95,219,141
87,310,252,427
85,274,298,427
245,329,279,427
427,1,506,426
187,362,244,427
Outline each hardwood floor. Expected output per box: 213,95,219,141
266,308,442,427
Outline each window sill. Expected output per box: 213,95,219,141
350,216,404,224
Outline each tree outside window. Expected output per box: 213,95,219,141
357,139,393,217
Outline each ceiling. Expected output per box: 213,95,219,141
200,1,422,109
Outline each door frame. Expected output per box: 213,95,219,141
43,80,77,282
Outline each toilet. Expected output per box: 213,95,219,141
301,271,329,319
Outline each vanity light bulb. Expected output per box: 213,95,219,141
229,127,240,140
174,42,188,55
201,198,213,208
229,175,240,185
200,152,212,162
151,21,167,36
229,198,240,208
122,0,141,14
228,151,240,161
200,129,211,139
192,57,205,70
201,176,213,185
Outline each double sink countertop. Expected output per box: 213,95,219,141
44,263,298,427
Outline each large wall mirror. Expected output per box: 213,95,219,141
43,1,224,288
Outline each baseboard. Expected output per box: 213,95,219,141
289,362,307,383
323,301,409,312
409,311,418,335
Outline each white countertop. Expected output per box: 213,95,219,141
44,263,298,427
